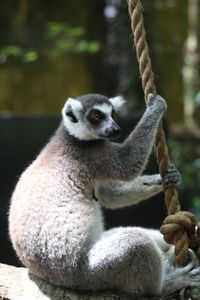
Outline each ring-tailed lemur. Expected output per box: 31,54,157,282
9,94,200,296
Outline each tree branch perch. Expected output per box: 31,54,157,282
1,263,200,300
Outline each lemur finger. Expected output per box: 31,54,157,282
163,174,180,184
164,169,180,177
163,166,181,185
146,93,154,106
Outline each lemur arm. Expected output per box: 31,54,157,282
95,174,162,209
95,167,180,209
95,95,167,181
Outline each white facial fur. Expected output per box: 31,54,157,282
62,98,98,140
62,98,83,119
109,96,126,112
93,104,112,116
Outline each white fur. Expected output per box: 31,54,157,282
62,98,99,140
109,96,126,112
85,201,104,248
93,103,112,115
62,98,83,119
63,119,98,140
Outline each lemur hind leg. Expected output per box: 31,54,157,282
79,227,163,296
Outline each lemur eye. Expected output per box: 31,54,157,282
91,113,101,121
88,109,104,124
112,113,117,120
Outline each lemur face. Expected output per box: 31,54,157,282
62,94,126,141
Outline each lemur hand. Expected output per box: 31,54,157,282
163,165,181,186
146,93,167,114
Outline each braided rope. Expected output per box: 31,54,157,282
127,0,200,267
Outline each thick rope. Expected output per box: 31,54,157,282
127,0,200,267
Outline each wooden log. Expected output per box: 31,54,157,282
1,263,200,300
0,263,136,300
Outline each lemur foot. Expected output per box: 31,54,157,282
146,93,167,113
163,249,200,295
163,165,181,186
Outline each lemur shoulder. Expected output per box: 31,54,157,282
9,93,200,296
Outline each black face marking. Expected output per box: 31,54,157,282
87,109,105,125
66,109,78,123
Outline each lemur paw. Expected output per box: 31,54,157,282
163,165,181,186
146,93,167,113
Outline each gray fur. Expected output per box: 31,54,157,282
9,93,200,297
95,175,163,209
76,93,112,112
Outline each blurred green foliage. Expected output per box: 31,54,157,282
169,139,200,218
194,91,200,107
1,22,101,63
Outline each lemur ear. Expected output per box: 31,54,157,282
109,96,126,112
62,98,83,123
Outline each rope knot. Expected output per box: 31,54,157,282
160,211,200,266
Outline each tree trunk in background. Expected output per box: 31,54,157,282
182,0,200,136
144,0,187,125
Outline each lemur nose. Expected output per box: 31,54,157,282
113,127,121,135
106,125,121,138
